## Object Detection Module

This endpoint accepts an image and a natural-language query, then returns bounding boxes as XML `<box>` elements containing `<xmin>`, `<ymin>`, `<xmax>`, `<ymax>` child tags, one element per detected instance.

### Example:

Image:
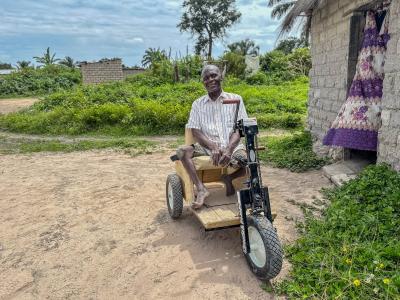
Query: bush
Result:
<box><xmin>0</xmin><ymin>65</ymin><xmax>81</xmax><ymax>97</ymax></box>
<box><xmin>258</xmin><ymin>131</ymin><xmax>328</xmax><ymax>172</ymax></box>
<box><xmin>0</xmin><ymin>76</ymin><xmax>309</xmax><ymax>135</ymax></box>
<box><xmin>259</xmin><ymin>48</ymin><xmax>311</xmax><ymax>81</ymax></box>
<box><xmin>221</xmin><ymin>51</ymin><xmax>247</xmax><ymax>79</ymax></box>
<box><xmin>287</xmin><ymin>48</ymin><xmax>312</xmax><ymax>76</ymax></box>
<box><xmin>277</xmin><ymin>164</ymin><xmax>400</xmax><ymax>299</ymax></box>
<box><xmin>245</xmin><ymin>72</ymin><xmax>268</xmax><ymax>85</ymax></box>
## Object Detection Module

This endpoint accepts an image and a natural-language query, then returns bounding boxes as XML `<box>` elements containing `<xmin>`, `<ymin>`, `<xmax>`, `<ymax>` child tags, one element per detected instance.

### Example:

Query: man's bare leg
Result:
<box><xmin>179</xmin><ymin>146</ymin><xmax>210</xmax><ymax>209</ymax></box>
<box><xmin>221</xmin><ymin>167</ymin><xmax>246</xmax><ymax>196</ymax></box>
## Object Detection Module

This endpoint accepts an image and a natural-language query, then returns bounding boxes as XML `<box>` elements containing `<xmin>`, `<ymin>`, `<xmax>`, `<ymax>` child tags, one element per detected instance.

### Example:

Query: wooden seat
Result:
<box><xmin>175</xmin><ymin>128</ymin><xmax>247</xmax><ymax>204</ymax></box>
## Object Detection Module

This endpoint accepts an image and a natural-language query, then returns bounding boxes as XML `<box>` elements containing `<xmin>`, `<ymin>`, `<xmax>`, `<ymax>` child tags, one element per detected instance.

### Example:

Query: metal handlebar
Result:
<box><xmin>222</xmin><ymin>99</ymin><xmax>240</xmax><ymax>105</ymax></box>
<box><xmin>222</xmin><ymin>99</ymin><xmax>240</xmax><ymax>131</ymax></box>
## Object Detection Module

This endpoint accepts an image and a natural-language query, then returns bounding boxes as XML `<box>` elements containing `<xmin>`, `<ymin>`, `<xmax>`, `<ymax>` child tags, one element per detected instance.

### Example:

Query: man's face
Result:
<box><xmin>202</xmin><ymin>67</ymin><xmax>222</xmax><ymax>94</ymax></box>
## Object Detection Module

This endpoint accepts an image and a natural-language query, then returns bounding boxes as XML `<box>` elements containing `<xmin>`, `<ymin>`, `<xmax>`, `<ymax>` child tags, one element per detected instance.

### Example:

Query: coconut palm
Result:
<box><xmin>141</xmin><ymin>48</ymin><xmax>168</xmax><ymax>68</ymax></box>
<box><xmin>226</xmin><ymin>39</ymin><xmax>260</xmax><ymax>56</ymax></box>
<box><xmin>268</xmin><ymin>0</ymin><xmax>297</xmax><ymax>19</ymax></box>
<box><xmin>268</xmin><ymin>0</ymin><xmax>313</xmax><ymax>42</ymax></box>
<box><xmin>16</xmin><ymin>60</ymin><xmax>31</xmax><ymax>70</ymax></box>
<box><xmin>59</xmin><ymin>56</ymin><xmax>76</xmax><ymax>68</ymax></box>
<box><xmin>33</xmin><ymin>47</ymin><xmax>60</xmax><ymax>66</ymax></box>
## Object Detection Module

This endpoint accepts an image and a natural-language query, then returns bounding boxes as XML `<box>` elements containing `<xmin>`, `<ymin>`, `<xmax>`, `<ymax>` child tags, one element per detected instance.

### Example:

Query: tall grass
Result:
<box><xmin>0</xmin><ymin>74</ymin><xmax>308</xmax><ymax>135</ymax></box>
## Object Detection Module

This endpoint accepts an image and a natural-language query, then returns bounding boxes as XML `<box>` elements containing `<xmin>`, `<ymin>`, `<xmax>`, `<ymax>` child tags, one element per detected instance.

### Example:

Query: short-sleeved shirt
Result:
<box><xmin>186</xmin><ymin>91</ymin><xmax>248</xmax><ymax>154</ymax></box>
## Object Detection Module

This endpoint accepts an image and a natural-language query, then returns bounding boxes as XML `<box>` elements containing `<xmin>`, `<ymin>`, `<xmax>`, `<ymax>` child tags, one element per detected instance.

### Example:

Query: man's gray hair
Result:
<box><xmin>201</xmin><ymin>64</ymin><xmax>221</xmax><ymax>80</ymax></box>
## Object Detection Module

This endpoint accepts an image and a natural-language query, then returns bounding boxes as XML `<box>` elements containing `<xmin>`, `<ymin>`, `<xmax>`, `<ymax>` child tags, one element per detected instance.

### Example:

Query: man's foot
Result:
<box><xmin>191</xmin><ymin>189</ymin><xmax>210</xmax><ymax>209</ymax></box>
<box><xmin>221</xmin><ymin>174</ymin><xmax>235</xmax><ymax>196</ymax></box>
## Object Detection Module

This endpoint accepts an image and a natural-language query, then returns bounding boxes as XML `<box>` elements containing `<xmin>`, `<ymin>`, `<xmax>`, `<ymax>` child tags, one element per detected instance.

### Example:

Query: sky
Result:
<box><xmin>0</xmin><ymin>0</ymin><xmax>282</xmax><ymax>67</ymax></box>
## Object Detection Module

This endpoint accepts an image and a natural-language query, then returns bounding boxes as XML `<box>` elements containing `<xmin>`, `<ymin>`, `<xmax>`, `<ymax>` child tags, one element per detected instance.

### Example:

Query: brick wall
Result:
<box><xmin>122</xmin><ymin>68</ymin><xmax>146</xmax><ymax>78</ymax></box>
<box><xmin>80</xmin><ymin>59</ymin><xmax>124</xmax><ymax>84</ymax></box>
<box><xmin>378</xmin><ymin>0</ymin><xmax>400</xmax><ymax>170</ymax></box>
<box><xmin>308</xmin><ymin>0</ymin><xmax>400</xmax><ymax>169</ymax></box>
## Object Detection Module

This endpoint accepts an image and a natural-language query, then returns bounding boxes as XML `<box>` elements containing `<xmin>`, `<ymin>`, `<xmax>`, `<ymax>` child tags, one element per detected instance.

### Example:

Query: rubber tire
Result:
<box><xmin>244</xmin><ymin>215</ymin><xmax>283</xmax><ymax>281</ymax></box>
<box><xmin>166</xmin><ymin>173</ymin><xmax>184</xmax><ymax>219</ymax></box>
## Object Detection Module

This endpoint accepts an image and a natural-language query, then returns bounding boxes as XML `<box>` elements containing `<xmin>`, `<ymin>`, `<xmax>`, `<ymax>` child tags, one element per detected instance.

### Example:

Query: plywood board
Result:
<box><xmin>191</xmin><ymin>188</ymin><xmax>240</xmax><ymax>230</ymax></box>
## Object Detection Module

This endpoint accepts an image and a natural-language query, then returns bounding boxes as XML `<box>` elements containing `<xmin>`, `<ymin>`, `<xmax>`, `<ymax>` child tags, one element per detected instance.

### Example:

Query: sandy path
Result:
<box><xmin>0</xmin><ymin>98</ymin><xmax>39</xmax><ymax>114</ymax></box>
<box><xmin>0</xmin><ymin>150</ymin><xmax>332</xmax><ymax>299</ymax></box>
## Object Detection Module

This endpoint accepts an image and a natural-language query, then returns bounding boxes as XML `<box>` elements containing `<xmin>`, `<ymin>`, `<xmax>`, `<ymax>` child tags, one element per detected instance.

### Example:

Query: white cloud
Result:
<box><xmin>1</xmin><ymin>0</ymin><xmax>282</xmax><ymax>65</ymax></box>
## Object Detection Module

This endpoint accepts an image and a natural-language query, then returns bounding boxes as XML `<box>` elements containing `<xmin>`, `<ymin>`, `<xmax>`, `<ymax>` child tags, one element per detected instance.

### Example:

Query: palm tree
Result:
<box><xmin>59</xmin><ymin>56</ymin><xmax>76</xmax><ymax>68</ymax></box>
<box><xmin>268</xmin><ymin>0</ymin><xmax>297</xmax><ymax>19</ymax></box>
<box><xmin>141</xmin><ymin>48</ymin><xmax>168</xmax><ymax>68</ymax></box>
<box><xmin>268</xmin><ymin>0</ymin><xmax>312</xmax><ymax>43</ymax></box>
<box><xmin>227</xmin><ymin>39</ymin><xmax>260</xmax><ymax>56</ymax></box>
<box><xmin>33</xmin><ymin>47</ymin><xmax>60</xmax><ymax>66</ymax></box>
<box><xmin>16</xmin><ymin>60</ymin><xmax>31</xmax><ymax>70</ymax></box>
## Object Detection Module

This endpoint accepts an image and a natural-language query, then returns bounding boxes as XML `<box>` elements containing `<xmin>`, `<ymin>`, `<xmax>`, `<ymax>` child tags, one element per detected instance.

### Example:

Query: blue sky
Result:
<box><xmin>1</xmin><ymin>0</ymin><xmax>281</xmax><ymax>67</ymax></box>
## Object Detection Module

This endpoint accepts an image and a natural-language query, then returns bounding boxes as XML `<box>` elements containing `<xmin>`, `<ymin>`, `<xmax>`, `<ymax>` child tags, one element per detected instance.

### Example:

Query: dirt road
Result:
<box><xmin>0</xmin><ymin>149</ymin><xmax>332</xmax><ymax>299</ymax></box>
<box><xmin>0</xmin><ymin>98</ymin><xmax>39</xmax><ymax>114</ymax></box>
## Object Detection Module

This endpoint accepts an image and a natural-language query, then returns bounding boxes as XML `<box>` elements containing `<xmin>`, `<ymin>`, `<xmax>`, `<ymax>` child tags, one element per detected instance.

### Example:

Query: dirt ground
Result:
<box><xmin>0</xmin><ymin>98</ymin><xmax>39</xmax><ymax>114</ymax></box>
<box><xmin>0</xmin><ymin>99</ymin><xmax>333</xmax><ymax>299</ymax></box>
<box><xmin>0</xmin><ymin>150</ymin><xmax>332</xmax><ymax>300</ymax></box>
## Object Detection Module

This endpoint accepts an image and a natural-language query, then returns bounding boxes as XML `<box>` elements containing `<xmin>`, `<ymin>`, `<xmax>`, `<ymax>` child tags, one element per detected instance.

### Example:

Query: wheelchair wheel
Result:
<box><xmin>166</xmin><ymin>173</ymin><xmax>183</xmax><ymax>219</ymax></box>
<box><xmin>244</xmin><ymin>215</ymin><xmax>283</xmax><ymax>281</ymax></box>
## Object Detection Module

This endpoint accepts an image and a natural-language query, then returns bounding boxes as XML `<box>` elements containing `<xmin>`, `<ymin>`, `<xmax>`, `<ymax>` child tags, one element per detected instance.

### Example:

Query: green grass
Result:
<box><xmin>0</xmin><ymin>135</ymin><xmax>159</xmax><ymax>155</ymax></box>
<box><xmin>0</xmin><ymin>75</ymin><xmax>308</xmax><ymax>136</ymax></box>
<box><xmin>275</xmin><ymin>164</ymin><xmax>400</xmax><ymax>299</ymax></box>
<box><xmin>258</xmin><ymin>130</ymin><xmax>329</xmax><ymax>172</ymax></box>
<box><xmin>0</xmin><ymin>65</ymin><xmax>81</xmax><ymax>97</ymax></box>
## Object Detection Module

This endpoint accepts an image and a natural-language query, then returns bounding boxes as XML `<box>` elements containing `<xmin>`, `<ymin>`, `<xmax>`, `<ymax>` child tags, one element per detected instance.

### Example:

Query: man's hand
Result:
<box><xmin>218</xmin><ymin>148</ymin><xmax>232</xmax><ymax>167</ymax></box>
<box><xmin>211</xmin><ymin>145</ymin><xmax>222</xmax><ymax>166</ymax></box>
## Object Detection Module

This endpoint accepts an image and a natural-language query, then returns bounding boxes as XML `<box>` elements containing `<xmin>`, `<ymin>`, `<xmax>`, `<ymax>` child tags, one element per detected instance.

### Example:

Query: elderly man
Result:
<box><xmin>177</xmin><ymin>65</ymin><xmax>248</xmax><ymax>209</ymax></box>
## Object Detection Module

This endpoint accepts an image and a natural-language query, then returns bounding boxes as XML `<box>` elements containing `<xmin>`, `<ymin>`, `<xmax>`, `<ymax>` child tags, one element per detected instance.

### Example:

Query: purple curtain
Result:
<box><xmin>323</xmin><ymin>10</ymin><xmax>390</xmax><ymax>151</ymax></box>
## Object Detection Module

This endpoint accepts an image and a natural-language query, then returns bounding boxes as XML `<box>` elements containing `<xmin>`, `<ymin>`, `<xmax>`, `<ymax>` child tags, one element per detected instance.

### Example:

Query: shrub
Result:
<box><xmin>245</xmin><ymin>72</ymin><xmax>268</xmax><ymax>85</ymax></box>
<box><xmin>221</xmin><ymin>51</ymin><xmax>247</xmax><ymax>79</ymax></box>
<box><xmin>0</xmin><ymin>77</ymin><xmax>309</xmax><ymax>135</ymax></box>
<box><xmin>276</xmin><ymin>164</ymin><xmax>400</xmax><ymax>299</ymax></box>
<box><xmin>258</xmin><ymin>131</ymin><xmax>328</xmax><ymax>172</ymax></box>
<box><xmin>287</xmin><ymin>48</ymin><xmax>312</xmax><ymax>76</ymax></box>
<box><xmin>0</xmin><ymin>65</ymin><xmax>81</xmax><ymax>97</ymax></box>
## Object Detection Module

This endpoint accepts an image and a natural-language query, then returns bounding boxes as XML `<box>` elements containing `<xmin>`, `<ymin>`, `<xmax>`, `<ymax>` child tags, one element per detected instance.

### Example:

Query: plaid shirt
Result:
<box><xmin>187</xmin><ymin>91</ymin><xmax>248</xmax><ymax>152</ymax></box>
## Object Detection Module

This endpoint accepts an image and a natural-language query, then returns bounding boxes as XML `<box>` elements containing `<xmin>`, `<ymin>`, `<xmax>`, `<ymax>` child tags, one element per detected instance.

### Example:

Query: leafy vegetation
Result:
<box><xmin>178</xmin><ymin>0</ymin><xmax>241</xmax><ymax>58</ymax></box>
<box><xmin>276</xmin><ymin>164</ymin><xmax>400</xmax><ymax>299</ymax></box>
<box><xmin>226</xmin><ymin>38</ymin><xmax>259</xmax><ymax>56</ymax></box>
<box><xmin>0</xmin><ymin>62</ymin><xmax>12</xmax><ymax>69</ymax></box>
<box><xmin>0</xmin><ymin>74</ymin><xmax>308</xmax><ymax>135</ymax></box>
<box><xmin>258</xmin><ymin>130</ymin><xmax>328</xmax><ymax>172</ymax></box>
<box><xmin>59</xmin><ymin>56</ymin><xmax>78</xmax><ymax>68</ymax></box>
<box><xmin>33</xmin><ymin>47</ymin><xmax>60</xmax><ymax>66</ymax></box>
<box><xmin>0</xmin><ymin>65</ymin><xmax>81</xmax><ymax>97</ymax></box>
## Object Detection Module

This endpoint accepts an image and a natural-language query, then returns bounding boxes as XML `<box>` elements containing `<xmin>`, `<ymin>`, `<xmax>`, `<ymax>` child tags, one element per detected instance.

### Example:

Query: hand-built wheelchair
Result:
<box><xmin>166</xmin><ymin>99</ymin><xmax>283</xmax><ymax>280</ymax></box>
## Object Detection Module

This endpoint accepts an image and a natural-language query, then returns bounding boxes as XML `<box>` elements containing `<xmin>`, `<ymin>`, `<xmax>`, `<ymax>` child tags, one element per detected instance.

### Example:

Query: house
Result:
<box><xmin>283</xmin><ymin>0</ymin><xmax>399</xmax><ymax>172</ymax></box>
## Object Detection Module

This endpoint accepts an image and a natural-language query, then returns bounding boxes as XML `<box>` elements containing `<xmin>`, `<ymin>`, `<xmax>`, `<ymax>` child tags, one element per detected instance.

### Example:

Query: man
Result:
<box><xmin>177</xmin><ymin>64</ymin><xmax>248</xmax><ymax>209</ymax></box>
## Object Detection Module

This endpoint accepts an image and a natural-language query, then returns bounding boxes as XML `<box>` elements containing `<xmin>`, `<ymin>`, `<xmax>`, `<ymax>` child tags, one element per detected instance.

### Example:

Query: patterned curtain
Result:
<box><xmin>323</xmin><ymin>9</ymin><xmax>390</xmax><ymax>151</ymax></box>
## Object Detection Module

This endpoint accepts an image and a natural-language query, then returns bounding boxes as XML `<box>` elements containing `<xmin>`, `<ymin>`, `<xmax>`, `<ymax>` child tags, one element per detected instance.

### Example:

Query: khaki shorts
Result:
<box><xmin>191</xmin><ymin>143</ymin><xmax>247</xmax><ymax>169</ymax></box>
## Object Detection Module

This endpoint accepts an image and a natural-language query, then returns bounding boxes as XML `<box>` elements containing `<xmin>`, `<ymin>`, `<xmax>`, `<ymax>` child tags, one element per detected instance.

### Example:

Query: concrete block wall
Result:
<box><xmin>308</xmin><ymin>0</ymin><xmax>400</xmax><ymax>169</ymax></box>
<box><xmin>80</xmin><ymin>59</ymin><xmax>124</xmax><ymax>84</ymax></box>
<box><xmin>122</xmin><ymin>68</ymin><xmax>146</xmax><ymax>78</ymax></box>
<box><xmin>378</xmin><ymin>0</ymin><xmax>400</xmax><ymax>170</ymax></box>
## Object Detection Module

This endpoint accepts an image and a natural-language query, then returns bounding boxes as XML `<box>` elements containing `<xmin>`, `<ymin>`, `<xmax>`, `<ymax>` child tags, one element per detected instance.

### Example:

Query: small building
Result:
<box><xmin>0</xmin><ymin>69</ymin><xmax>14</xmax><ymax>77</ymax></box>
<box><xmin>284</xmin><ymin>0</ymin><xmax>400</xmax><ymax>171</ymax></box>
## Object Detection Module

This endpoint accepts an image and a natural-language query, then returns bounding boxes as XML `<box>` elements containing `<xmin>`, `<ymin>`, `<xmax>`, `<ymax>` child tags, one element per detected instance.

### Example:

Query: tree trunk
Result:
<box><xmin>208</xmin><ymin>32</ymin><xmax>213</xmax><ymax>60</ymax></box>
